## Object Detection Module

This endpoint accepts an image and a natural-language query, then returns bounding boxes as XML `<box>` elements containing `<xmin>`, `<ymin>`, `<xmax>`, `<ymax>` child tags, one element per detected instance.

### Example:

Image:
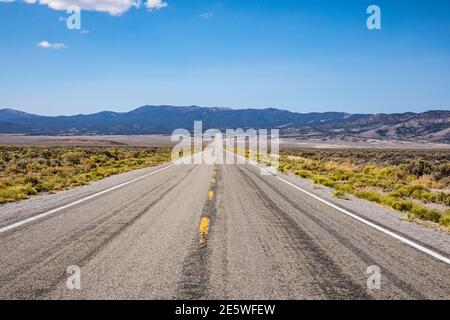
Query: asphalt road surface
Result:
<box><xmin>0</xmin><ymin>161</ymin><xmax>449</xmax><ymax>299</ymax></box>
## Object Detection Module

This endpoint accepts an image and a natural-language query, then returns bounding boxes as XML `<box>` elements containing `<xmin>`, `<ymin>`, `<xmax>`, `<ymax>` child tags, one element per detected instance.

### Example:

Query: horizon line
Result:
<box><xmin>1</xmin><ymin>105</ymin><xmax>449</xmax><ymax>118</ymax></box>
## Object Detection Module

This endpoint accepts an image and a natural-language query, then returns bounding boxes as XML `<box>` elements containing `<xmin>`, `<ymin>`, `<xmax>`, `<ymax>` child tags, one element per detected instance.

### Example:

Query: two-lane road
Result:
<box><xmin>0</xmin><ymin>162</ymin><xmax>449</xmax><ymax>299</ymax></box>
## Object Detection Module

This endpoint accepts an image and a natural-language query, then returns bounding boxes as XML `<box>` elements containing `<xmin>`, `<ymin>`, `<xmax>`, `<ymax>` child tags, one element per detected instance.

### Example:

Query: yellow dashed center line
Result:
<box><xmin>199</xmin><ymin>217</ymin><xmax>210</xmax><ymax>245</ymax></box>
<box><xmin>198</xmin><ymin>167</ymin><xmax>218</xmax><ymax>246</ymax></box>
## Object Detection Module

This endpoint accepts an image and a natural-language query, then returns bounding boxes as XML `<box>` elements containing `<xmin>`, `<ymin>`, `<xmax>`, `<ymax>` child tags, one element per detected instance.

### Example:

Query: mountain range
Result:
<box><xmin>0</xmin><ymin>106</ymin><xmax>449</xmax><ymax>143</ymax></box>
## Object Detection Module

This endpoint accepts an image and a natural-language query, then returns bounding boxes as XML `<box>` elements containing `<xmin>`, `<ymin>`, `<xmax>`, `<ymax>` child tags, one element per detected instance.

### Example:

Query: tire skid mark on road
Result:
<box><xmin>177</xmin><ymin>165</ymin><xmax>221</xmax><ymax>299</ymax></box>
<box><xmin>236</xmin><ymin>165</ymin><xmax>371</xmax><ymax>300</ymax></box>
<box><xmin>278</xmin><ymin>184</ymin><xmax>450</xmax><ymax>260</ymax></box>
<box><xmin>0</xmin><ymin>166</ymin><xmax>192</xmax><ymax>284</ymax></box>
<box><xmin>206</xmin><ymin>167</ymin><xmax>231</xmax><ymax>299</ymax></box>
<box><xmin>0</xmin><ymin>163</ymin><xmax>178</xmax><ymax>236</ymax></box>
<box><xmin>221</xmin><ymin>165</ymin><xmax>296</xmax><ymax>299</ymax></box>
<box><xmin>1</xmin><ymin>166</ymin><xmax>189</xmax><ymax>247</ymax></box>
<box><xmin>0</xmin><ymin>165</ymin><xmax>197</xmax><ymax>299</ymax></box>
<box><xmin>242</xmin><ymin>164</ymin><xmax>429</xmax><ymax>299</ymax></box>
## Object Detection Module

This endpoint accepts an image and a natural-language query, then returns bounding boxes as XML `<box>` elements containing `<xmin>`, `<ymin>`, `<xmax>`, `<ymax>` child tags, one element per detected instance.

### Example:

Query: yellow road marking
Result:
<box><xmin>208</xmin><ymin>191</ymin><xmax>214</xmax><ymax>200</ymax></box>
<box><xmin>199</xmin><ymin>217</ymin><xmax>210</xmax><ymax>245</ymax></box>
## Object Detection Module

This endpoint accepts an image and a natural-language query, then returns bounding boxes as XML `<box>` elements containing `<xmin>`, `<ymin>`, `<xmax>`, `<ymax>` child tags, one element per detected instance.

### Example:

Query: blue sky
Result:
<box><xmin>0</xmin><ymin>0</ymin><xmax>450</xmax><ymax>115</ymax></box>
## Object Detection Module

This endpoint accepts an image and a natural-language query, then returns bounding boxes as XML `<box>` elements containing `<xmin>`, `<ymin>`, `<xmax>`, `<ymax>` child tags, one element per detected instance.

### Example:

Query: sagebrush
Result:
<box><xmin>0</xmin><ymin>146</ymin><xmax>171</xmax><ymax>204</ymax></box>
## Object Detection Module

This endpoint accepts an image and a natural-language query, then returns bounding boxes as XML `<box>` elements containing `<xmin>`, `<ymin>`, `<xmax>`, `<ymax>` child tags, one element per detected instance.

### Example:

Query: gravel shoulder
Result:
<box><xmin>0</xmin><ymin>162</ymin><xmax>174</xmax><ymax>229</ymax></box>
<box><xmin>281</xmin><ymin>172</ymin><xmax>450</xmax><ymax>256</ymax></box>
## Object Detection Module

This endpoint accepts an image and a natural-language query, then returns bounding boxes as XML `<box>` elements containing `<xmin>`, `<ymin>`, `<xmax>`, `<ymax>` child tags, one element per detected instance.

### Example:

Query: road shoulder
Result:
<box><xmin>281</xmin><ymin>172</ymin><xmax>450</xmax><ymax>256</ymax></box>
<box><xmin>0</xmin><ymin>162</ymin><xmax>174</xmax><ymax>229</ymax></box>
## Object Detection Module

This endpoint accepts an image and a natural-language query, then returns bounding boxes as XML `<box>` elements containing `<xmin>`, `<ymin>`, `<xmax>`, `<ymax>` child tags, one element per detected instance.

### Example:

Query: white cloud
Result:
<box><xmin>199</xmin><ymin>12</ymin><xmax>213</xmax><ymax>19</ymax></box>
<box><xmin>1</xmin><ymin>0</ymin><xmax>168</xmax><ymax>15</ymax></box>
<box><xmin>146</xmin><ymin>0</ymin><xmax>167</xmax><ymax>11</ymax></box>
<box><xmin>37</xmin><ymin>40</ymin><xmax>67</xmax><ymax>49</ymax></box>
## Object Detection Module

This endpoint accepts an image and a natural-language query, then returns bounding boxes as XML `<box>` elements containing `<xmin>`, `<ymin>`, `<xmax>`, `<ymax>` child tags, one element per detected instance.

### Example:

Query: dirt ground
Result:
<box><xmin>0</xmin><ymin>134</ymin><xmax>175</xmax><ymax>147</ymax></box>
<box><xmin>0</xmin><ymin>134</ymin><xmax>449</xmax><ymax>149</ymax></box>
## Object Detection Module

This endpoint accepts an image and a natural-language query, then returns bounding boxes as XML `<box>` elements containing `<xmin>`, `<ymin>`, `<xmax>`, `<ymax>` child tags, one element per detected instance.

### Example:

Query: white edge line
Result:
<box><xmin>243</xmin><ymin>157</ymin><xmax>450</xmax><ymax>266</ymax></box>
<box><xmin>0</xmin><ymin>163</ymin><xmax>176</xmax><ymax>235</ymax></box>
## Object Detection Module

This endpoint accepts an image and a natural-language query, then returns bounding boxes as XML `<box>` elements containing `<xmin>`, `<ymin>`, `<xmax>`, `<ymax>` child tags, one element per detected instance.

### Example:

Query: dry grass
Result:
<box><xmin>279</xmin><ymin>149</ymin><xmax>450</xmax><ymax>228</ymax></box>
<box><xmin>0</xmin><ymin>146</ymin><xmax>171</xmax><ymax>204</ymax></box>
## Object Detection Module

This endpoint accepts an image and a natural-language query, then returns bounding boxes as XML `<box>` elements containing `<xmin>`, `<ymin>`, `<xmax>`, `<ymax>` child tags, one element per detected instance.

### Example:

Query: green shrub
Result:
<box><xmin>379</xmin><ymin>196</ymin><xmax>397</xmax><ymax>206</ymax></box>
<box><xmin>62</xmin><ymin>152</ymin><xmax>82</xmax><ymax>165</ymax></box>
<box><xmin>356</xmin><ymin>190</ymin><xmax>382</xmax><ymax>203</ymax></box>
<box><xmin>295</xmin><ymin>170</ymin><xmax>311</xmax><ymax>178</ymax></box>
<box><xmin>407</xmin><ymin>204</ymin><xmax>441</xmax><ymax>223</ymax></box>
<box><xmin>439</xmin><ymin>211</ymin><xmax>450</xmax><ymax>227</ymax></box>
<box><xmin>333</xmin><ymin>190</ymin><xmax>347</xmax><ymax>199</ymax></box>
<box><xmin>312</xmin><ymin>175</ymin><xmax>335</xmax><ymax>188</ymax></box>
<box><xmin>391</xmin><ymin>200</ymin><xmax>413</xmax><ymax>212</ymax></box>
<box><xmin>426</xmin><ymin>209</ymin><xmax>442</xmax><ymax>223</ymax></box>
<box><xmin>335</xmin><ymin>183</ymin><xmax>355</xmax><ymax>194</ymax></box>
<box><xmin>0</xmin><ymin>146</ymin><xmax>171</xmax><ymax>204</ymax></box>
<box><xmin>276</xmin><ymin>148</ymin><xmax>450</xmax><ymax>227</ymax></box>
<box><xmin>406</xmin><ymin>160</ymin><xmax>430</xmax><ymax>176</ymax></box>
<box><xmin>432</xmin><ymin>163</ymin><xmax>450</xmax><ymax>180</ymax></box>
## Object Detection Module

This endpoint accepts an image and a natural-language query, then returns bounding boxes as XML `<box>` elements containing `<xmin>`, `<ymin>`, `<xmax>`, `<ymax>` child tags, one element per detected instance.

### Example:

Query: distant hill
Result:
<box><xmin>0</xmin><ymin>105</ymin><xmax>448</xmax><ymax>143</ymax></box>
